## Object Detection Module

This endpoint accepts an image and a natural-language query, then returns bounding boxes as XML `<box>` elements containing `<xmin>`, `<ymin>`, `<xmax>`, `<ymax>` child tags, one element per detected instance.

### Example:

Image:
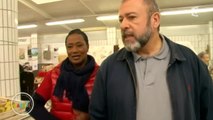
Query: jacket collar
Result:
<box><xmin>163</xmin><ymin>35</ymin><xmax>186</xmax><ymax>64</ymax></box>
<box><xmin>116</xmin><ymin>34</ymin><xmax>186</xmax><ymax>64</ymax></box>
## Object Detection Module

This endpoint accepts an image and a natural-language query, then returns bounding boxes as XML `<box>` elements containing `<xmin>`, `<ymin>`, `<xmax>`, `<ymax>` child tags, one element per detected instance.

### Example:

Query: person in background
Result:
<box><xmin>34</xmin><ymin>64</ymin><xmax>54</xmax><ymax>89</ymax></box>
<box><xmin>19</xmin><ymin>63</ymin><xmax>34</xmax><ymax>100</ymax></box>
<box><xmin>198</xmin><ymin>51</ymin><xmax>213</xmax><ymax>79</ymax></box>
<box><xmin>28</xmin><ymin>29</ymin><xmax>99</xmax><ymax>120</ymax></box>
<box><xmin>19</xmin><ymin>64</ymin><xmax>24</xmax><ymax>73</ymax></box>
<box><xmin>23</xmin><ymin>62</ymin><xmax>33</xmax><ymax>72</ymax></box>
<box><xmin>198</xmin><ymin>51</ymin><xmax>210</xmax><ymax>66</ymax></box>
<box><xmin>89</xmin><ymin>0</ymin><xmax>213</xmax><ymax>120</ymax></box>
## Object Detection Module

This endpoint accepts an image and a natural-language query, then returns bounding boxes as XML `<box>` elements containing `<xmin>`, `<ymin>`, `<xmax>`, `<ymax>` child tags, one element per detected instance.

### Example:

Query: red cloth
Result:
<box><xmin>37</xmin><ymin>71</ymin><xmax>48</xmax><ymax>77</ymax></box>
<box><xmin>36</xmin><ymin>63</ymin><xmax>99</xmax><ymax>120</ymax></box>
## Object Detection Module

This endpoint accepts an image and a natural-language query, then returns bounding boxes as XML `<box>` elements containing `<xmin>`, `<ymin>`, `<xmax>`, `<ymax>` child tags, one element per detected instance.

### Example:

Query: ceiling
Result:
<box><xmin>18</xmin><ymin>0</ymin><xmax>213</xmax><ymax>37</ymax></box>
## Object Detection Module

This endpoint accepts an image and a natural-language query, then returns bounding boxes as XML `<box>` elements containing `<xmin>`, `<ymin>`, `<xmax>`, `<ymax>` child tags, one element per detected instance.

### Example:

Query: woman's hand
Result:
<box><xmin>73</xmin><ymin>109</ymin><xmax>90</xmax><ymax>120</ymax></box>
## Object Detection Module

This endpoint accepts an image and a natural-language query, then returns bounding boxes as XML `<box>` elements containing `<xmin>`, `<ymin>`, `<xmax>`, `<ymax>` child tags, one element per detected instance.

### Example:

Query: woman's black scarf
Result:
<box><xmin>53</xmin><ymin>55</ymin><xmax>95</xmax><ymax>112</ymax></box>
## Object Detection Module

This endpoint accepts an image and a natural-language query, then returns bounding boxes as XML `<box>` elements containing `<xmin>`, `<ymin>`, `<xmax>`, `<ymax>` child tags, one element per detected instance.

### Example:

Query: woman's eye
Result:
<box><xmin>77</xmin><ymin>44</ymin><xmax>83</xmax><ymax>47</ymax></box>
<box><xmin>67</xmin><ymin>45</ymin><xmax>72</xmax><ymax>48</ymax></box>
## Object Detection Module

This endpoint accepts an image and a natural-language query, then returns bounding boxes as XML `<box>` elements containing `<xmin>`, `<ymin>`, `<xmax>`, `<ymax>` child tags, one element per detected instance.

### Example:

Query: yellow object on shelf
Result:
<box><xmin>0</xmin><ymin>97</ymin><xmax>29</xmax><ymax>113</ymax></box>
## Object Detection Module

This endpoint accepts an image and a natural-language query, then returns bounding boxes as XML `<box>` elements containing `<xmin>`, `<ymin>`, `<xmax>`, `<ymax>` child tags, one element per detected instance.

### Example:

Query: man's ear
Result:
<box><xmin>152</xmin><ymin>12</ymin><xmax>160</xmax><ymax>29</ymax></box>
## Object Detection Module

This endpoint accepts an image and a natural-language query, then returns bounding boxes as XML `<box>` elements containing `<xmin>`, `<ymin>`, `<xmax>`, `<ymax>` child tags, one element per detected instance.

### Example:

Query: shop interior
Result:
<box><xmin>0</xmin><ymin>0</ymin><xmax>213</xmax><ymax>119</ymax></box>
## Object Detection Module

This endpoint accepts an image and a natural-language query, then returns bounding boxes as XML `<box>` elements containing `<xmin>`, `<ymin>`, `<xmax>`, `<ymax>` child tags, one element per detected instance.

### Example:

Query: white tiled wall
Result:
<box><xmin>161</xmin><ymin>25</ymin><xmax>210</xmax><ymax>54</ymax></box>
<box><xmin>35</xmin><ymin>24</ymin><xmax>213</xmax><ymax>65</ymax></box>
<box><xmin>0</xmin><ymin>0</ymin><xmax>19</xmax><ymax>98</ymax></box>
<box><xmin>168</xmin><ymin>34</ymin><xmax>209</xmax><ymax>54</ymax></box>
<box><xmin>107</xmin><ymin>27</ymin><xmax>117</xmax><ymax>45</ymax></box>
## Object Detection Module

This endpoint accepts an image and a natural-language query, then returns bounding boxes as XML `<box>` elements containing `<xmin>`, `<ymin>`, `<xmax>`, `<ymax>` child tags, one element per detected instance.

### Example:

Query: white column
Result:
<box><xmin>116</xmin><ymin>29</ymin><xmax>124</xmax><ymax>48</ymax></box>
<box><xmin>0</xmin><ymin>0</ymin><xmax>19</xmax><ymax>97</ymax></box>
<box><xmin>209</xmin><ymin>21</ymin><xmax>213</xmax><ymax>63</ymax></box>
<box><xmin>106</xmin><ymin>27</ymin><xmax>117</xmax><ymax>45</ymax></box>
<box><xmin>30</xmin><ymin>33</ymin><xmax>38</xmax><ymax>70</ymax></box>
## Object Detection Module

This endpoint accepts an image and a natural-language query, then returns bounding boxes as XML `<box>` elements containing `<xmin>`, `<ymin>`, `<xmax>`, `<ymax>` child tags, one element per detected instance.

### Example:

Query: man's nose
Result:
<box><xmin>120</xmin><ymin>18</ymin><xmax>130</xmax><ymax>30</ymax></box>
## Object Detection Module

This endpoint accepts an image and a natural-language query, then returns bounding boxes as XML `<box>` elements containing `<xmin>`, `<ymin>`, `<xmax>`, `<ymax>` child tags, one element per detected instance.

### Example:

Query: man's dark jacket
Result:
<box><xmin>89</xmin><ymin>36</ymin><xmax>213</xmax><ymax>120</ymax></box>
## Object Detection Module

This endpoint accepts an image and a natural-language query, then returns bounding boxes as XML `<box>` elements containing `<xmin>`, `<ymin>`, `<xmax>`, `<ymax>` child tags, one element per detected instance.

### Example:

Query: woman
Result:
<box><xmin>28</xmin><ymin>29</ymin><xmax>99</xmax><ymax>120</ymax></box>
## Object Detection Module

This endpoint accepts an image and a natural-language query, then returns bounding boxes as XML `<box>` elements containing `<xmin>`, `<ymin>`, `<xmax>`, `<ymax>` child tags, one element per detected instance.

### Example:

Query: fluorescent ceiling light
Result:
<box><xmin>96</xmin><ymin>15</ymin><xmax>118</xmax><ymax>21</ymax></box>
<box><xmin>31</xmin><ymin>0</ymin><xmax>63</xmax><ymax>4</ymax></box>
<box><xmin>17</xmin><ymin>24</ymin><xmax>37</xmax><ymax>29</ymax></box>
<box><xmin>160</xmin><ymin>7</ymin><xmax>213</xmax><ymax>15</ymax></box>
<box><xmin>97</xmin><ymin>7</ymin><xmax>213</xmax><ymax>19</ymax></box>
<box><xmin>46</xmin><ymin>19</ymin><xmax>85</xmax><ymax>26</ymax></box>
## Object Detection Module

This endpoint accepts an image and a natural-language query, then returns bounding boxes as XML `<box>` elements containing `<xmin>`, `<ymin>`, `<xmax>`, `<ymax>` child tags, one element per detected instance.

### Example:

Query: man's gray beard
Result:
<box><xmin>124</xmin><ymin>28</ymin><xmax>151</xmax><ymax>52</ymax></box>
